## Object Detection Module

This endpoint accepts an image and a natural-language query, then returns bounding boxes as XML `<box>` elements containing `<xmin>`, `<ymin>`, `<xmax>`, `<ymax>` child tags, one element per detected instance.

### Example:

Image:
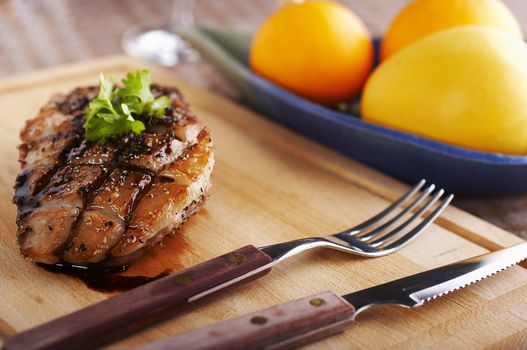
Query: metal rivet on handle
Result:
<box><xmin>250</xmin><ymin>316</ymin><xmax>268</xmax><ymax>325</ymax></box>
<box><xmin>173</xmin><ymin>274</ymin><xmax>193</xmax><ymax>286</ymax></box>
<box><xmin>228</xmin><ymin>253</ymin><xmax>246</xmax><ymax>265</ymax></box>
<box><xmin>309</xmin><ymin>298</ymin><xmax>326</xmax><ymax>307</ymax></box>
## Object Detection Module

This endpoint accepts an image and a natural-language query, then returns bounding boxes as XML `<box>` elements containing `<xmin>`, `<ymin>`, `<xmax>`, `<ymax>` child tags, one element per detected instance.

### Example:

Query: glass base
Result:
<box><xmin>121</xmin><ymin>25</ymin><xmax>199</xmax><ymax>67</ymax></box>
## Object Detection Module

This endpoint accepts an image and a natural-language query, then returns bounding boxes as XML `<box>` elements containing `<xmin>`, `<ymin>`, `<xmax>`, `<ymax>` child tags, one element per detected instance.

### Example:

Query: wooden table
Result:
<box><xmin>1</xmin><ymin>0</ymin><xmax>527</xmax><ymax>239</ymax></box>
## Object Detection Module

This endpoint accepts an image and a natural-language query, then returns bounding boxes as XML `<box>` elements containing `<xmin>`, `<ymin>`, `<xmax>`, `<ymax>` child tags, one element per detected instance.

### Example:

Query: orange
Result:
<box><xmin>381</xmin><ymin>0</ymin><xmax>522</xmax><ymax>60</ymax></box>
<box><xmin>363</xmin><ymin>26</ymin><xmax>527</xmax><ymax>154</ymax></box>
<box><xmin>250</xmin><ymin>0</ymin><xmax>373</xmax><ymax>104</ymax></box>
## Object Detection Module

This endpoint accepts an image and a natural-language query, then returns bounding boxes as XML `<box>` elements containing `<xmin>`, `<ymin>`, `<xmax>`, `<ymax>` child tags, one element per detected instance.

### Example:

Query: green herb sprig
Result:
<box><xmin>83</xmin><ymin>69</ymin><xmax>170</xmax><ymax>142</ymax></box>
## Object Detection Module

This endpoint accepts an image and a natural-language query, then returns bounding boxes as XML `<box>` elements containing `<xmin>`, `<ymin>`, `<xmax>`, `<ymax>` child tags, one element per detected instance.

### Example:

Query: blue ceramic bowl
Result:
<box><xmin>181</xmin><ymin>25</ymin><xmax>527</xmax><ymax>196</ymax></box>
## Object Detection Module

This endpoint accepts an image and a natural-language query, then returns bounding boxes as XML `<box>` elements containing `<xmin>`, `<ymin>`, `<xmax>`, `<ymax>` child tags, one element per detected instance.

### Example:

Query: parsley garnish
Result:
<box><xmin>83</xmin><ymin>69</ymin><xmax>171</xmax><ymax>142</ymax></box>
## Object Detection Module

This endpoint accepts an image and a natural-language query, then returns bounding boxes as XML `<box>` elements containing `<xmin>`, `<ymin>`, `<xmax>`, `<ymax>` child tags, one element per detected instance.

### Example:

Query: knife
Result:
<box><xmin>133</xmin><ymin>242</ymin><xmax>527</xmax><ymax>350</ymax></box>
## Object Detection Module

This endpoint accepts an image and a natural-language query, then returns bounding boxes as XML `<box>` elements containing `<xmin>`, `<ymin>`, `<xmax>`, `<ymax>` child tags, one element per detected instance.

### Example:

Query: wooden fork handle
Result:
<box><xmin>4</xmin><ymin>245</ymin><xmax>273</xmax><ymax>350</ymax></box>
<box><xmin>134</xmin><ymin>291</ymin><xmax>356</xmax><ymax>350</ymax></box>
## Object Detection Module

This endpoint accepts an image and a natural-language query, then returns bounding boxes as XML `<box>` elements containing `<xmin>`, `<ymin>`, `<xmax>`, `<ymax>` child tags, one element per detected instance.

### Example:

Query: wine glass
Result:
<box><xmin>121</xmin><ymin>0</ymin><xmax>199</xmax><ymax>67</ymax></box>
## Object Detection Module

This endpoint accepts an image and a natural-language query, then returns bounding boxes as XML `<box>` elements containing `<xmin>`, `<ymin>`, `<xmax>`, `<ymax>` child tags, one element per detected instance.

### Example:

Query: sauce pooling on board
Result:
<box><xmin>36</xmin><ymin>229</ymin><xmax>190</xmax><ymax>292</ymax></box>
<box><xmin>37</xmin><ymin>263</ymin><xmax>171</xmax><ymax>292</ymax></box>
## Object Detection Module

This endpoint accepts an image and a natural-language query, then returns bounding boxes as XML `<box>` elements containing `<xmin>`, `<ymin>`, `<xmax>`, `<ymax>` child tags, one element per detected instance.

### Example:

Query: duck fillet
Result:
<box><xmin>13</xmin><ymin>85</ymin><xmax>214</xmax><ymax>267</ymax></box>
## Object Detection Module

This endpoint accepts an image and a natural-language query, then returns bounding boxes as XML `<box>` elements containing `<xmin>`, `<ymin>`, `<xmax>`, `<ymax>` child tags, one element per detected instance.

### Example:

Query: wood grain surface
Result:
<box><xmin>0</xmin><ymin>56</ymin><xmax>526</xmax><ymax>349</ymax></box>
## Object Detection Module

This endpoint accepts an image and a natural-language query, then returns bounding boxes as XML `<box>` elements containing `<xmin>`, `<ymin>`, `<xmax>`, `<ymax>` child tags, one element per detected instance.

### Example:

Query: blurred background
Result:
<box><xmin>1</xmin><ymin>0</ymin><xmax>527</xmax><ymax>238</ymax></box>
<box><xmin>1</xmin><ymin>0</ymin><xmax>526</xmax><ymax>77</ymax></box>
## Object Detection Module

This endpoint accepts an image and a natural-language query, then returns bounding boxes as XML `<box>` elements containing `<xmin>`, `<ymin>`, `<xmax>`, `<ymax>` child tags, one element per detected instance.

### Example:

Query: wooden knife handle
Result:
<box><xmin>4</xmin><ymin>245</ymin><xmax>273</xmax><ymax>350</ymax></box>
<box><xmin>134</xmin><ymin>291</ymin><xmax>356</xmax><ymax>350</ymax></box>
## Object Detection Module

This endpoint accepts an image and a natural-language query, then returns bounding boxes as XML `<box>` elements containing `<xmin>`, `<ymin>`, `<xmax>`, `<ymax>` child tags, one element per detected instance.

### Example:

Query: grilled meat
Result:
<box><xmin>13</xmin><ymin>85</ymin><xmax>214</xmax><ymax>267</ymax></box>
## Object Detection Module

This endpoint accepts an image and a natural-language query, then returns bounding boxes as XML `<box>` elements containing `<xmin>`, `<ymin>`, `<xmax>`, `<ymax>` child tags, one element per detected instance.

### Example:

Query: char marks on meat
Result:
<box><xmin>14</xmin><ymin>85</ymin><xmax>214</xmax><ymax>267</ymax></box>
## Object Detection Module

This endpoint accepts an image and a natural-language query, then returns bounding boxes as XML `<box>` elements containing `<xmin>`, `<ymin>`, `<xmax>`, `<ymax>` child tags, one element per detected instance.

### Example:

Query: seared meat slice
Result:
<box><xmin>111</xmin><ymin>129</ymin><xmax>213</xmax><ymax>266</ymax></box>
<box><xmin>14</xmin><ymin>87</ymin><xmax>97</xmax><ymax>211</ymax></box>
<box><xmin>19</xmin><ymin>133</ymin><xmax>80</xmax><ymax>170</ymax></box>
<box><xmin>63</xmin><ymin>169</ymin><xmax>152</xmax><ymax>264</ymax></box>
<box><xmin>68</xmin><ymin>141</ymin><xmax>117</xmax><ymax>165</ymax></box>
<box><xmin>14</xmin><ymin>85</ymin><xmax>214</xmax><ymax>267</ymax></box>
<box><xmin>19</xmin><ymin>87</ymin><xmax>97</xmax><ymax>142</ymax></box>
<box><xmin>18</xmin><ymin>165</ymin><xmax>105</xmax><ymax>264</ymax></box>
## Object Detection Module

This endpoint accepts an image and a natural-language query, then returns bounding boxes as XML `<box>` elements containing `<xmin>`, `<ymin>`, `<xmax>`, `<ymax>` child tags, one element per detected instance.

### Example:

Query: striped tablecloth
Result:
<box><xmin>1</xmin><ymin>0</ymin><xmax>527</xmax><ymax>238</ymax></box>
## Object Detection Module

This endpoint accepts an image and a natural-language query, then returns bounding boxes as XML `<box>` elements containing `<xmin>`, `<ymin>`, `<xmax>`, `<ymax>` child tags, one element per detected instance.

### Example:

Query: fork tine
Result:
<box><xmin>369</xmin><ymin>188</ymin><xmax>445</xmax><ymax>247</ymax></box>
<box><xmin>338</xmin><ymin>179</ymin><xmax>426</xmax><ymax>236</ymax></box>
<box><xmin>359</xmin><ymin>184</ymin><xmax>435</xmax><ymax>241</ymax></box>
<box><xmin>376</xmin><ymin>193</ymin><xmax>453</xmax><ymax>253</ymax></box>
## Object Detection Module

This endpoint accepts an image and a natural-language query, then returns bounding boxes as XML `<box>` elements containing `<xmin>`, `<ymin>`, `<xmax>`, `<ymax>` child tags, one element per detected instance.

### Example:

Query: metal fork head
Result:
<box><xmin>260</xmin><ymin>180</ymin><xmax>453</xmax><ymax>263</ymax></box>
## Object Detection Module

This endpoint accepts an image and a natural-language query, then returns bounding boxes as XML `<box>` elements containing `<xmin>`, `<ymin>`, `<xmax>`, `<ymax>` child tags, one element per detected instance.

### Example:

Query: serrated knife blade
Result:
<box><xmin>345</xmin><ymin>241</ymin><xmax>527</xmax><ymax>314</ymax></box>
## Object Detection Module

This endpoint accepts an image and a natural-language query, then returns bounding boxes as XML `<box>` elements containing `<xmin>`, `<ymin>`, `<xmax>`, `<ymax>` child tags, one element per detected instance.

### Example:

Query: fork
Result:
<box><xmin>5</xmin><ymin>180</ymin><xmax>453</xmax><ymax>350</ymax></box>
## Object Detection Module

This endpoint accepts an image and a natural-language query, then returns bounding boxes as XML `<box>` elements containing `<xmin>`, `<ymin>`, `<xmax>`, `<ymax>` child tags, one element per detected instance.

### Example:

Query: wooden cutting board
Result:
<box><xmin>1</xmin><ymin>56</ymin><xmax>526</xmax><ymax>349</ymax></box>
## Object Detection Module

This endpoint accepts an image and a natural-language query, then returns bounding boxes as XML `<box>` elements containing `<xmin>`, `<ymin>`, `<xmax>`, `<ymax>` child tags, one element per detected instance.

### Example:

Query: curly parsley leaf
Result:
<box><xmin>122</xmin><ymin>103</ymin><xmax>146</xmax><ymax>134</ymax></box>
<box><xmin>118</xmin><ymin>70</ymin><xmax>155</xmax><ymax>104</ymax></box>
<box><xmin>86</xmin><ymin>74</ymin><xmax>117</xmax><ymax>120</ymax></box>
<box><xmin>83</xmin><ymin>69</ymin><xmax>170</xmax><ymax>142</ymax></box>
<box><xmin>151</xmin><ymin>96</ymin><xmax>171</xmax><ymax>117</ymax></box>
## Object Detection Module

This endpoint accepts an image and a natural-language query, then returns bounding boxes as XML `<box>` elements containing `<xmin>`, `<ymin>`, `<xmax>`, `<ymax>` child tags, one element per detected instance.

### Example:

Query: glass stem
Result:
<box><xmin>170</xmin><ymin>0</ymin><xmax>194</xmax><ymax>32</ymax></box>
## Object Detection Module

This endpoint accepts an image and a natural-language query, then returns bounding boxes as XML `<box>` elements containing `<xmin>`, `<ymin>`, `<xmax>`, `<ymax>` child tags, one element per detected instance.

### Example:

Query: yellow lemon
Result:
<box><xmin>381</xmin><ymin>0</ymin><xmax>522</xmax><ymax>60</ymax></box>
<box><xmin>250</xmin><ymin>0</ymin><xmax>373</xmax><ymax>104</ymax></box>
<box><xmin>362</xmin><ymin>26</ymin><xmax>527</xmax><ymax>155</ymax></box>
